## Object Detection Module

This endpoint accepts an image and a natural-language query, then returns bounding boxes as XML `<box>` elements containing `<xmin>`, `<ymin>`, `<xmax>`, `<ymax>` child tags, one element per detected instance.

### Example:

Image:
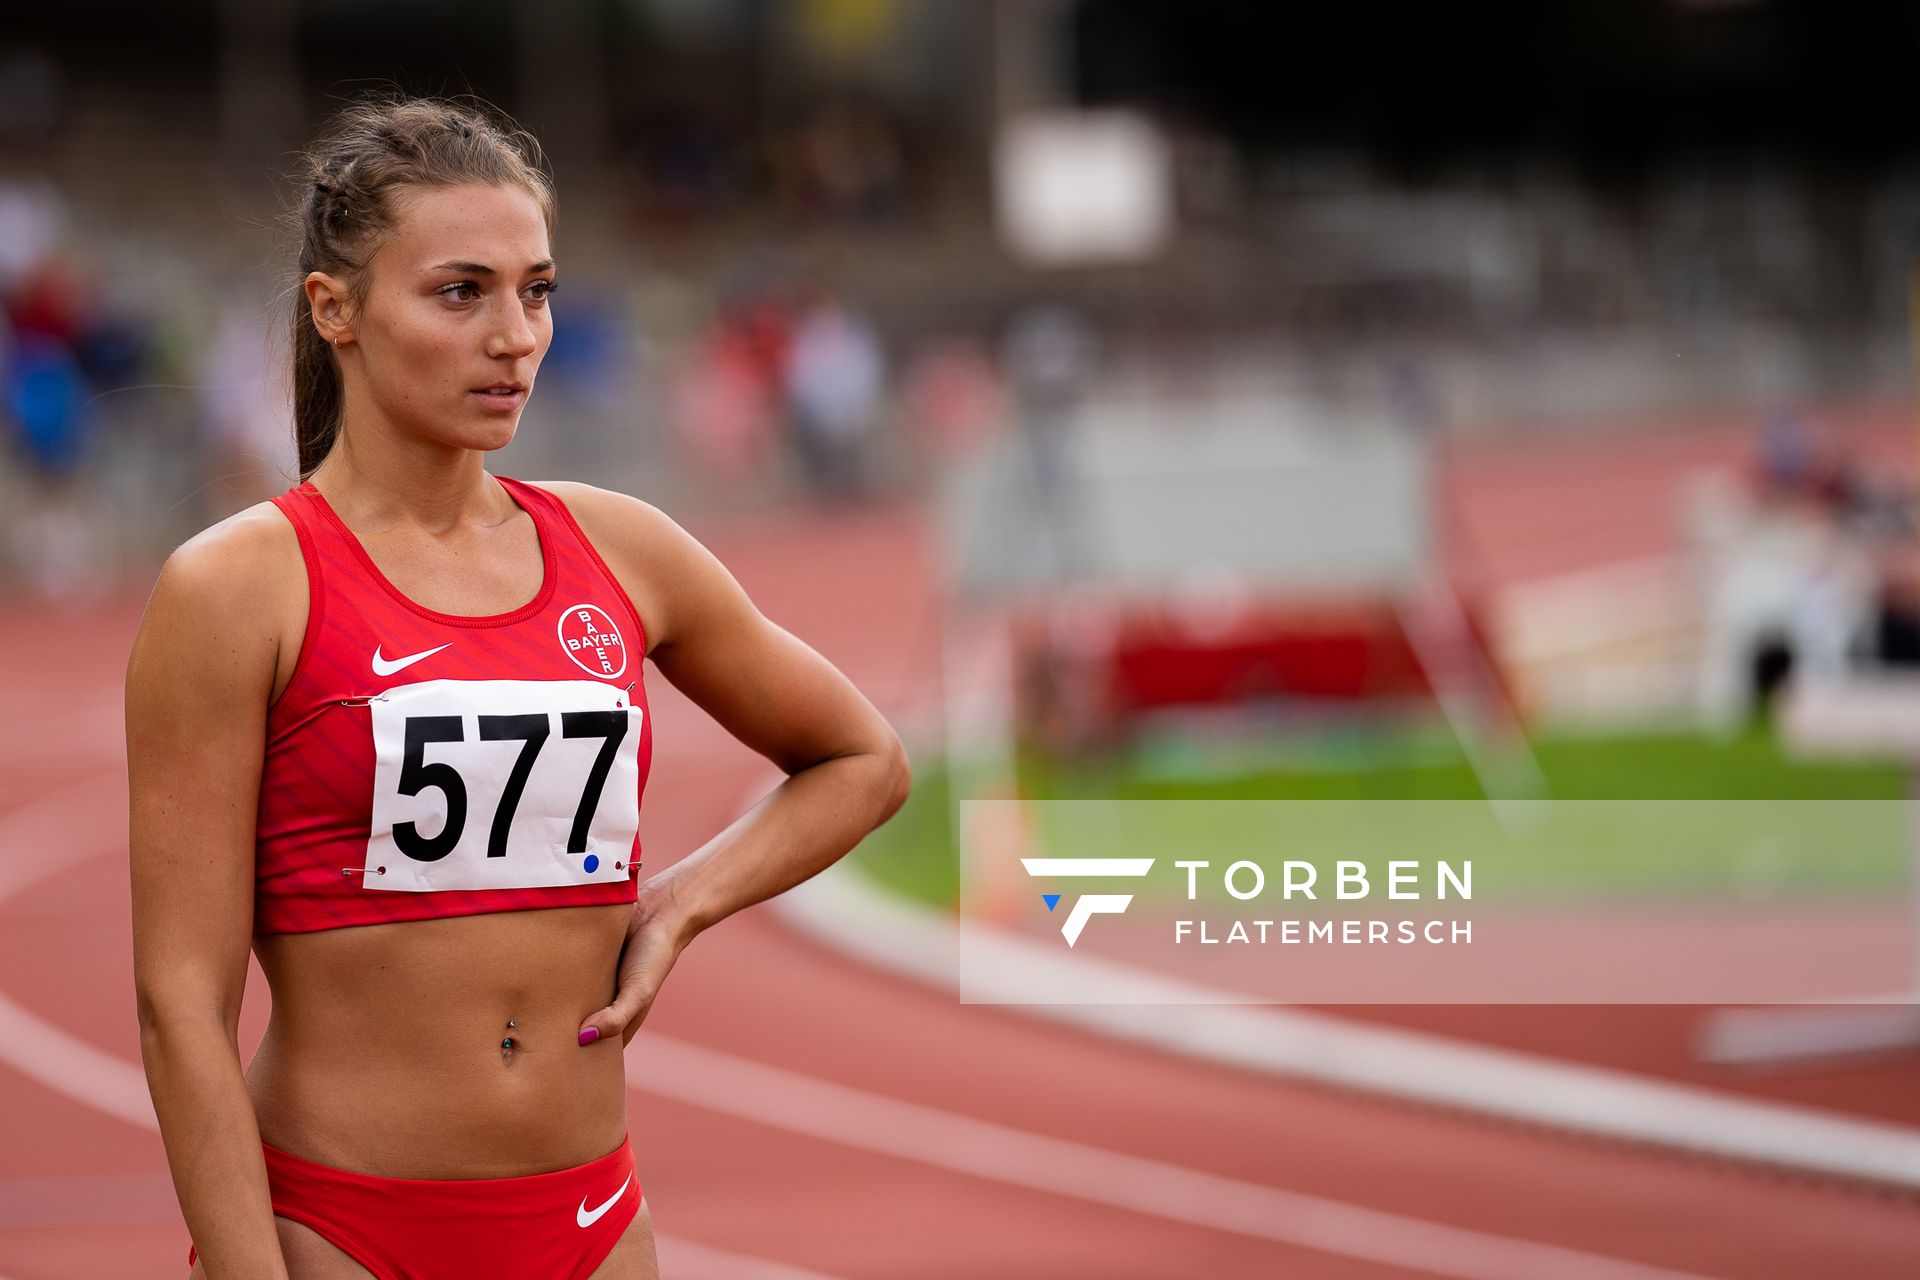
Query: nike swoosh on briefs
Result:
<box><xmin>371</xmin><ymin>643</ymin><xmax>453</xmax><ymax>676</ymax></box>
<box><xmin>577</xmin><ymin>1173</ymin><xmax>633</xmax><ymax>1228</ymax></box>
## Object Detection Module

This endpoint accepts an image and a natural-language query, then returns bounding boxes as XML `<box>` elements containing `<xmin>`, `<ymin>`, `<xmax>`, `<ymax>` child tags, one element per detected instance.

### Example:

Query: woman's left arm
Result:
<box><xmin>549</xmin><ymin>484</ymin><xmax>912</xmax><ymax>1048</ymax></box>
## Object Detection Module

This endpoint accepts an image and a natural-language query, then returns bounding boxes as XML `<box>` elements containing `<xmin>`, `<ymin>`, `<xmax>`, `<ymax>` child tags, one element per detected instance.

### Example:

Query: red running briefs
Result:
<box><xmin>185</xmin><ymin>1132</ymin><xmax>642</xmax><ymax>1278</ymax></box>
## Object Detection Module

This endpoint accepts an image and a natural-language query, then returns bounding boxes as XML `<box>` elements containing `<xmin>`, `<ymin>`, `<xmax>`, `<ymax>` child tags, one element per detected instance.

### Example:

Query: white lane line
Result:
<box><xmin>0</xmin><ymin>915</ymin><xmax>1718</xmax><ymax>1280</ymax></box>
<box><xmin>881</xmin><ymin>661</ymin><xmax>1920</xmax><ymax>1187</ymax></box>
<box><xmin>0</xmin><ymin>776</ymin><xmax>127</xmax><ymax>904</ymax></box>
<box><xmin>627</xmin><ymin>1035</ymin><xmax>1720</xmax><ymax>1280</ymax></box>
<box><xmin>0</xmin><ymin>780</ymin><xmax>161</xmax><ymax>1134</ymax></box>
<box><xmin>0</xmin><ymin>1171</ymin><xmax>178</xmax><ymax>1228</ymax></box>
<box><xmin>1</xmin><ymin>789</ymin><xmax>1709</xmax><ymax>1280</ymax></box>
<box><xmin>0</xmin><ymin>1165</ymin><xmax>836</xmax><ymax>1279</ymax></box>
<box><xmin>776</xmin><ymin>853</ymin><xmax>1920</xmax><ymax>1191</ymax></box>
<box><xmin>654</xmin><ymin>1234</ymin><xmax>843</xmax><ymax>1280</ymax></box>
<box><xmin>0</xmin><ymin>995</ymin><xmax>155</xmax><ymax>1133</ymax></box>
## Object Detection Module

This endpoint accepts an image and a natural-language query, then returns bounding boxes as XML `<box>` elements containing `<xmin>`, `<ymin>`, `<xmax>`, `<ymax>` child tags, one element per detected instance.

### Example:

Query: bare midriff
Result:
<box><xmin>246</xmin><ymin>902</ymin><xmax>634</xmax><ymax>1179</ymax></box>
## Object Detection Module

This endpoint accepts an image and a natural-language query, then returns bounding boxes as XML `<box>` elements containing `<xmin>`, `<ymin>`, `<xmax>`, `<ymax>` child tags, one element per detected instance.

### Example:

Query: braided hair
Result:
<box><xmin>289</xmin><ymin>97</ymin><xmax>555</xmax><ymax>477</ymax></box>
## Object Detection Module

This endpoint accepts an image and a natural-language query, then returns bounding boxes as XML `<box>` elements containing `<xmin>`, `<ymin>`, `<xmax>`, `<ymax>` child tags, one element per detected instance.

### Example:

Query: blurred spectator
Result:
<box><xmin>671</xmin><ymin>319</ymin><xmax>781</xmax><ymax>478</ymax></box>
<box><xmin>626</xmin><ymin>98</ymin><xmax>910</xmax><ymax>238</ymax></box>
<box><xmin>4</xmin><ymin>333</ymin><xmax>88</xmax><ymax>476</ymax></box>
<box><xmin>774</xmin><ymin>101</ymin><xmax>907</xmax><ymax>230</ymax></box>
<box><xmin>1003</xmin><ymin>304</ymin><xmax>1096</xmax><ymax>580</ymax></box>
<box><xmin>670</xmin><ymin>280</ymin><xmax>793</xmax><ymax>479</ymax></box>
<box><xmin>1383</xmin><ymin>353</ymin><xmax>1440</xmax><ymax>436</ymax></box>
<box><xmin>901</xmin><ymin>337</ymin><xmax>1004</xmax><ymax>461</ymax></box>
<box><xmin>1697</xmin><ymin>500</ymin><xmax>1873</xmax><ymax>727</ymax></box>
<box><xmin>1756</xmin><ymin>408</ymin><xmax>1815</xmax><ymax>494</ymax></box>
<box><xmin>1004</xmin><ymin>305</ymin><xmax>1094</xmax><ymax>484</ymax></box>
<box><xmin>1752</xmin><ymin>407</ymin><xmax>1873</xmax><ymax>524</ymax></box>
<box><xmin>8</xmin><ymin>254</ymin><xmax>85</xmax><ymax>345</ymax></box>
<box><xmin>1870</xmin><ymin>541</ymin><xmax>1920</xmax><ymax>668</ymax></box>
<box><xmin>0</xmin><ymin>181</ymin><xmax>64</xmax><ymax>288</ymax></box>
<box><xmin>785</xmin><ymin>291</ymin><xmax>885</xmax><ymax>497</ymax></box>
<box><xmin>1692</xmin><ymin>414</ymin><xmax>1893</xmax><ymax>726</ymax></box>
<box><xmin>200</xmin><ymin>293</ymin><xmax>296</xmax><ymax>509</ymax></box>
<box><xmin>540</xmin><ymin>287</ymin><xmax>629</xmax><ymax>413</ymax></box>
<box><xmin>0</xmin><ymin>180</ymin><xmax>167</xmax><ymax>594</ymax></box>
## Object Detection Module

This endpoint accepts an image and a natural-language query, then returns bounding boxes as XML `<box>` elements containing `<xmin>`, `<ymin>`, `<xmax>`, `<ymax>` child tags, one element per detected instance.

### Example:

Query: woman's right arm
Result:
<box><xmin>128</xmin><ymin>510</ymin><xmax>301</xmax><ymax>1279</ymax></box>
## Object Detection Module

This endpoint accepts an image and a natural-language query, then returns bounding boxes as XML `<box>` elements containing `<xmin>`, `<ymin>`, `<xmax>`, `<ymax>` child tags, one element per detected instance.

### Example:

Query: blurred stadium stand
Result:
<box><xmin>3</xmin><ymin>0</ymin><xmax>1920</xmax><ymax>618</ymax></box>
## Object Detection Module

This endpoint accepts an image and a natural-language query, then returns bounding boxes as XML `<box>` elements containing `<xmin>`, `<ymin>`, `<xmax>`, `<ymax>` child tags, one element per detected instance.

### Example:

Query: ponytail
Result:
<box><xmin>290</xmin><ymin>236</ymin><xmax>346</xmax><ymax>478</ymax></box>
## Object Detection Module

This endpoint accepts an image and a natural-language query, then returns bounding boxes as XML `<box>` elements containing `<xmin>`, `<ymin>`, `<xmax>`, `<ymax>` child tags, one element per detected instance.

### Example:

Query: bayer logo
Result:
<box><xmin>557</xmin><ymin>603</ymin><xmax>628</xmax><ymax>679</ymax></box>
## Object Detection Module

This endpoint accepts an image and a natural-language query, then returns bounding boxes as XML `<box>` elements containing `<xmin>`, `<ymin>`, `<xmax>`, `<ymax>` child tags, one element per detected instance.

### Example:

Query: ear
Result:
<box><xmin>304</xmin><ymin>271</ymin><xmax>356</xmax><ymax>349</ymax></box>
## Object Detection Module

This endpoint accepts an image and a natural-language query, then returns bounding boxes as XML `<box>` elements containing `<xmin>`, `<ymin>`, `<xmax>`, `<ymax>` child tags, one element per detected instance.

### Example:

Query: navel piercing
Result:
<box><xmin>507</xmin><ymin>1019</ymin><xmax>517</xmax><ymax>1028</ymax></box>
<box><xmin>501</xmin><ymin>1037</ymin><xmax>516</xmax><ymax>1050</ymax></box>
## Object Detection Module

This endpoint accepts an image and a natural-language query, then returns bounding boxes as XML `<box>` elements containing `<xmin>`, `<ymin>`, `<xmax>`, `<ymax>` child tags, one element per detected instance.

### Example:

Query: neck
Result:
<box><xmin>307</xmin><ymin>413</ymin><xmax>506</xmax><ymax>535</ymax></box>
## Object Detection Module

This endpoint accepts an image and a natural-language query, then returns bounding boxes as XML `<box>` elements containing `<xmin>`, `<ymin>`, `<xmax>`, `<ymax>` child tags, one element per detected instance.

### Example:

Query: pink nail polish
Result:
<box><xmin>578</xmin><ymin>1027</ymin><xmax>600</xmax><ymax>1046</ymax></box>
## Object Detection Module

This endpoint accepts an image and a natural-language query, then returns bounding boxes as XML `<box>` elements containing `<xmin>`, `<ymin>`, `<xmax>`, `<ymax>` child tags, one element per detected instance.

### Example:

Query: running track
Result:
<box><xmin>5</xmin><ymin>412</ymin><xmax>1920</xmax><ymax>1277</ymax></box>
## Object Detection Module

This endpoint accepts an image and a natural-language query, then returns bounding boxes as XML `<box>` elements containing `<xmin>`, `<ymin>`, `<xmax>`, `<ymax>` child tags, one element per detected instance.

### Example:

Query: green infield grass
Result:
<box><xmin>852</xmin><ymin>724</ymin><xmax>1912</xmax><ymax>910</ymax></box>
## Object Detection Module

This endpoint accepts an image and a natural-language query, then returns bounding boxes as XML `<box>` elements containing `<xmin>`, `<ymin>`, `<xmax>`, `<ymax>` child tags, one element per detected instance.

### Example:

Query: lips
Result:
<box><xmin>472</xmin><ymin>381</ymin><xmax>528</xmax><ymax>411</ymax></box>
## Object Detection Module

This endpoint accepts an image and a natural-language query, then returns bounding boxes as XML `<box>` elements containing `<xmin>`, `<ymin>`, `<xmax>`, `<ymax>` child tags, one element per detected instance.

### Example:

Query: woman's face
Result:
<box><xmin>340</xmin><ymin>181</ymin><xmax>555</xmax><ymax>455</ymax></box>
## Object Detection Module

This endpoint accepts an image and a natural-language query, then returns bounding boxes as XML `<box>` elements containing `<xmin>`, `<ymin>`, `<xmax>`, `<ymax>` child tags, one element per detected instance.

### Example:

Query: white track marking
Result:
<box><xmin>0</xmin><ymin>1165</ymin><xmax>826</xmax><ymax>1280</ymax></box>
<box><xmin>0</xmin><ymin>688</ymin><xmax>124</xmax><ymax>775</ymax></box>
<box><xmin>654</xmin><ymin>1234</ymin><xmax>843</xmax><ymax>1280</ymax></box>
<box><xmin>628</xmin><ymin>1036</ymin><xmax>1718</xmax><ymax>1280</ymax></box>
<box><xmin>0</xmin><ymin>990</ymin><xmax>839</xmax><ymax>1280</ymax></box>
<box><xmin>0</xmin><ymin>992</ymin><xmax>154</xmax><ymax>1131</ymax></box>
<box><xmin>0</xmin><ymin>1171</ymin><xmax>178</xmax><ymax>1228</ymax></box>
<box><xmin>0</xmin><ymin>777</ymin><xmax>127</xmax><ymax>904</ymax></box>
<box><xmin>0</xmin><ymin>785</ymin><xmax>1733</xmax><ymax>1279</ymax></box>
<box><xmin>777</xmin><ymin>854</ymin><xmax>1920</xmax><ymax>1191</ymax></box>
<box><xmin>0</xmin><ymin>780</ymin><xmax>162</xmax><ymax>1133</ymax></box>
<box><xmin>0</xmin><ymin>851</ymin><xmax>1718</xmax><ymax>1280</ymax></box>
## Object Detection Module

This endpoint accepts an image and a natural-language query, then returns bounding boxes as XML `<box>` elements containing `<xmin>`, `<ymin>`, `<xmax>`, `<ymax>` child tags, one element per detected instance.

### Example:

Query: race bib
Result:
<box><xmin>362</xmin><ymin>679</ymin><xmax>643</xmax><ymax>893</ymax></box>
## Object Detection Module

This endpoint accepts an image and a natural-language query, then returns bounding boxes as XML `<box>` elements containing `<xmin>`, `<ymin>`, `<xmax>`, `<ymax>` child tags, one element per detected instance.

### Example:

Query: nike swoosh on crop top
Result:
<box><xmin>253</xmin><ymin>476</ymin><xmax>652</xmax><ymax>934</ymax></box>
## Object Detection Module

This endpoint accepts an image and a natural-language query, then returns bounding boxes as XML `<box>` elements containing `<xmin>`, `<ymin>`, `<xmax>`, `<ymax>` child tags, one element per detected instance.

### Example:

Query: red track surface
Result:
<box><xmin>6</xmin><ymin>414</ymin><xmax>1920</xmax><ymax>1277</ymax></box>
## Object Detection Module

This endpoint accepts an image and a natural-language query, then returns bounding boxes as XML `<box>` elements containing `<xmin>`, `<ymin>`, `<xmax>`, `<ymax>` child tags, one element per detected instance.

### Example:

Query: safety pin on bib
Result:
<box><xmin>338</xmin><ymin>693</ymin><xmax>390</xmax><ymax>707</ymax></box>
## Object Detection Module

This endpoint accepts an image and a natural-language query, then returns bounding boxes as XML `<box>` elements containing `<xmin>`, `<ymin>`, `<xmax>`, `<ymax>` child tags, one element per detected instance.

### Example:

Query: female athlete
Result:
<box><xmin>126</xmin><ymin>97</ymin><xmax>910</xmax><ymax>1279</ymax></box>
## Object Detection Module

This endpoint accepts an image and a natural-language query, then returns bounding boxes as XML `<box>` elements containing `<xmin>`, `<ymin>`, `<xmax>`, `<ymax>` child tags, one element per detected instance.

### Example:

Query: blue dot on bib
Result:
<box><xmin>584</xmin><ymin>854</ymin><xmax>600</xmax><ymax>874</ymax></box>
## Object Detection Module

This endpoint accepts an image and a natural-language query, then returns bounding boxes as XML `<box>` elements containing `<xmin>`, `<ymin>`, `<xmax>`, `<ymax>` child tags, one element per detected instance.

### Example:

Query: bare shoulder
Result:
<box><xmin>533</xmin><ymin>480</ymin><xmax>681</xmax><ymax>545</ymax></box>
<box><xmin>153</xmin><ymin>503</ymin><xmax>303</xmax><ymax>623</ymax></box>
<box><xmin>170</xmin><ymin>500</ymin><xmax>302</xmax><ymax>580</ymax></box>
<box><xmin>530</xmin><ymin>481</ymin><xmax>730</xmax><ymax>652</ymax></box>
<box><xmin>132</xmin><ymin>500</ymin><xmax>307</xmax><ymax>698</ymax></box>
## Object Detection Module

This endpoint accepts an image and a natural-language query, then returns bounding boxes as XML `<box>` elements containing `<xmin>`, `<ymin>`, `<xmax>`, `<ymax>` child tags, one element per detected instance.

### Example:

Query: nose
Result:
<box><xmin>486</xmin><ymin>296</ymin><xmax>540</xmax><ymax>360</ymax></box>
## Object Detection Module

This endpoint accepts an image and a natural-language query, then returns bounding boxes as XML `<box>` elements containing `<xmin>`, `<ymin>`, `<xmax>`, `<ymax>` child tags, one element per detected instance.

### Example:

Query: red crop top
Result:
<box><xmin>253</xmin><ymin>476</ymin><xmax>652</xmax><ymax>934</ymax></box>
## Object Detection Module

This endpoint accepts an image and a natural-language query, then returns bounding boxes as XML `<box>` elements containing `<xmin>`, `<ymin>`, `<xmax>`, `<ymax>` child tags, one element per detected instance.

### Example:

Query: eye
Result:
<box><xmin>437</xmin><ymin>281</ymin><xmax>482</xmax><ymax>303</ymax></box>
<box><xmin>525</xmin><ymin>279</ymin><xmax>558</xmax><ymax>305</ymax></box>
